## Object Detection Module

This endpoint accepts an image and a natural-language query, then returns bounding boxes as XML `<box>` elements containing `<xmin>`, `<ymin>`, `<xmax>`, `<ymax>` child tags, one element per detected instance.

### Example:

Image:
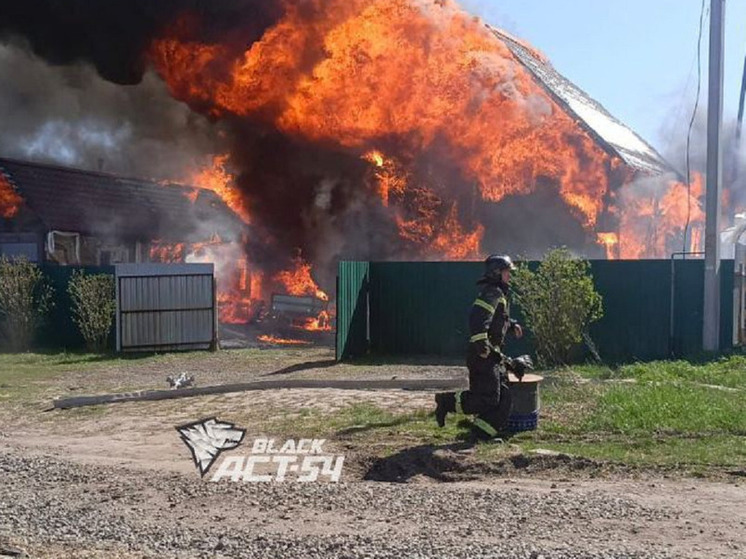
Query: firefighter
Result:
<box><xmin>434</xmin><ymin>254</ymin><xmax>533</xmax><ymax>440</ymax></box>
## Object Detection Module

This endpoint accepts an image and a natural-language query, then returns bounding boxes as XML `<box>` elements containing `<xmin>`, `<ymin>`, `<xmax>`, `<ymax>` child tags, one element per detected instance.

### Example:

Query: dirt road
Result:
<box><xmin>1</xmin><ymin>386</ymin><xmax>744</xmax><ymax>559</ymax></box>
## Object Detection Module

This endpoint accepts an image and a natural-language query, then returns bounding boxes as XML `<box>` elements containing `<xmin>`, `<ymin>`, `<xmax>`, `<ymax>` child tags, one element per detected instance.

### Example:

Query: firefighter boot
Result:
<box><xmin>434</xmin><ymin>392</ymin><xmax>455</xmax><ymax>427</ymax></box>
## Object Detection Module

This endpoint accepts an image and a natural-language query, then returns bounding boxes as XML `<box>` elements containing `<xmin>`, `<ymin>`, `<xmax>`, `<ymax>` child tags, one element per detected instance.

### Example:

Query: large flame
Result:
<box><xmin>274</xmin><ymin>255</ymin><xmax>329</xmax><ymax>301</ymax></box>
<box><xmin>615</xmin><ymin>174</ymin><xmax>704</xmax><ymax>259</ymax></box>
<box><xmin>190</xmin><ymin>154</ymin><xmax>251</xmax><ymax>225</ymax></box>
<box><xmin>151</xmin><ymin>0</ymin><xmax>613</xmax><ymax>231</ymax></box>
<box><xmin>149</xmin><ymin>0</ymin><xmax>704</xmax><ymax>269</ymax></box>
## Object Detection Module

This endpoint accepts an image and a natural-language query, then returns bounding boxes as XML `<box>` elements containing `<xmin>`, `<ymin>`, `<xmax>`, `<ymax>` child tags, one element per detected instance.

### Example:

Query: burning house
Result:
<box><xmin>0</xmin><ymin>157</ymin><xmax>246</xmax><ymax>265</ymax></box>
<box><xmin>0</xmin><ymin>0</ymin><xmax>709</xmax><ymax>324</ymax></box>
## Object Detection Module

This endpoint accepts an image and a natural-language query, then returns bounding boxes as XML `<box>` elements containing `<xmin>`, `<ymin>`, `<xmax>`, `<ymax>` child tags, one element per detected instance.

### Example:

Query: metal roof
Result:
<box><xmin>489</xmin><ymin>26</ymin><xmax>675</xmax><ymax>177</ymax></box>
<box><xmin>0</xmin><ymin>157</ymin><xmax>246</xmax><ymax>241</ymax></box>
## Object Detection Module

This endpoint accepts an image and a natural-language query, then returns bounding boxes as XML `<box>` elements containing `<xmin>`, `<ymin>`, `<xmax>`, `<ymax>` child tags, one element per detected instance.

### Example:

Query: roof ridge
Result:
<box><xmin>0</xmin><ymin>155</ymin><xmax>206</xmax><ymax>193</ymax></box>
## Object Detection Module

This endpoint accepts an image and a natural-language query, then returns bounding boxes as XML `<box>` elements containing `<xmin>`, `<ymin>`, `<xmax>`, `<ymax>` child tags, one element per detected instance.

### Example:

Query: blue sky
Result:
<box><xmin>460</xmin><ymin>0</ymin><xmax>746</xmax><ymax>152</ymax></box>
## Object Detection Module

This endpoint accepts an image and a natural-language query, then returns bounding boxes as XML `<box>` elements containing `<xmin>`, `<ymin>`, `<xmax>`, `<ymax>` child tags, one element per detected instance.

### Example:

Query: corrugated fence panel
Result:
<box><xmin>670</xmin><ymin>258</ymin><xmax>734</xmax><ymax>355</ymax></box>
<box><xmin>338</xmin><ymin>259</ymin><xmax>737</xmax><ymax>363</ymax></box>
<box><xmin>369</xmin><ymin>262</ymin><xmax>481</xmax><ymax>357</ymax></box>
<box><xmin>116</xmin><ymin>264</ymin><xmax>216</xmax><ymax>352</ymax></box>
<box><xmin>336</xmin><ymin>261</ymin><xmax>369</xmax><ymax>360</ymax></box>
<box><xmin>586</xmin><ymin>260</ymin><xmax>672</xmax><ymax>362</ymax></box>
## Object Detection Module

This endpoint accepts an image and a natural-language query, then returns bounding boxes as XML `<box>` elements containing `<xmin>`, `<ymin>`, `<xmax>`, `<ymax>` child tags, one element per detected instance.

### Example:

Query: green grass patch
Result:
<box><xmin>263</xmin><ymin>373</ymin><xmax>746</xmax><ymax>472</ymax></box>
<box><xmin>574</xmin><ymin>355</ymin><xmax>746</xmax><ymax>388</ymax></box>
<box><xmin>583</xmin><ymin>382</ymin><xmax>746</xmax><ymax>435</ymax></box>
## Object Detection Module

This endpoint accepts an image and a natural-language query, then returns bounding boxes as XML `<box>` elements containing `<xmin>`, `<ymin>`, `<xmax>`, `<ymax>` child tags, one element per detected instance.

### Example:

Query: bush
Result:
<box><xmin>0</xmin><ymin>256</ymin><xmax>54</xmax><ymax>351</ymax></box>
<box><xmin>512</xmin><ymin>248</ymin><xmax>603</xmax><ymax>366</ymax></box>
<box><xmin>68</xmin><ymin>270</ymin><xmax>115</xmax><ymax>353</ymax></box>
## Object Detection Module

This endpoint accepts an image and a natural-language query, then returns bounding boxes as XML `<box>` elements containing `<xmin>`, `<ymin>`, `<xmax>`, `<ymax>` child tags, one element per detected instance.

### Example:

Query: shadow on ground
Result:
<box><xmin>260</xmin><ymin>359</ymin><xmax>339</xmax><ymax>377</ymax></box>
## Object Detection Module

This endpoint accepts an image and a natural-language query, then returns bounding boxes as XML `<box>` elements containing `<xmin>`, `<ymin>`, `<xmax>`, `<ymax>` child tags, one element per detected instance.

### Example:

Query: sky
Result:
<box><xmin>460</xmin><ymin>0</ymin><xmax>746</xmax><ymax>152</ymax></box>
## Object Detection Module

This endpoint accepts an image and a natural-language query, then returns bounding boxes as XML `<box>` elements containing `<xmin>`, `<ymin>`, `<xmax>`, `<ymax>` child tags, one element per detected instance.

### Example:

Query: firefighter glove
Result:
<box><xmin>509</xmin><ymin>354</ymin><xmax>534</xmax><ymax>380</ymax></box>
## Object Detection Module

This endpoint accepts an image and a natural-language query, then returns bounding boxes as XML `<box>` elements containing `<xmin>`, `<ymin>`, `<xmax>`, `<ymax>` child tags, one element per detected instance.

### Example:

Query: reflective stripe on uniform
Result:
<box><xmin>469</xmin><ymin>332</ymin><xmax>488</xmax><ymax>343</ymax></box>
<box><xmin>472</xmin><ymin>298</ymin><xmax>496</xmax><ymax>314</ymax></box>
<box><xmin>496</xmin><ymin>297</ymin><xmax>507</xmax><ymax>308</ymax></box>
<box><xmin>454</xmin><ymin>391</ymin><xmax>463</xmax><ymax>414</ymax></box>
<box><xmin>473</xmin><ymin>418</ymin><xmax>498</xmax><ymax>437</ymax></box>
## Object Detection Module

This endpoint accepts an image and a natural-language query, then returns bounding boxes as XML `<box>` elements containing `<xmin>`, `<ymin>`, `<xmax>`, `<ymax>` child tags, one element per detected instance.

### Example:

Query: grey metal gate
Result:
<box><xmin>115</xmin><ymin>263</ymin><xmax>217</xmax><ymax>352</ymax></box>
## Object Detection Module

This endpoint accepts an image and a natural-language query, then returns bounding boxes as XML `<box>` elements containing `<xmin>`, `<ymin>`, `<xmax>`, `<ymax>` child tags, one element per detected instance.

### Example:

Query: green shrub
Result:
<box><xmin>0</xmin><ymin>256</ymin><xmax>54</xmax><ymax>351</ymax></box>
<box><xmin>512</xmin><ymin>248</ymin><xmax>603</xmax><ymax>366</ymax></box>
<box><xmin>68</xmin><ymin>270</ymin><xmax>115</xmax><ymax>353</ymax></box>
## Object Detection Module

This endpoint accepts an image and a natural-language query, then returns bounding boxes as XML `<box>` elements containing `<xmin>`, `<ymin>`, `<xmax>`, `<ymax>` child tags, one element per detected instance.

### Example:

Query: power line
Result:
<box><xmin>683</xmin><ymin>0</ymin><xmax>708</xmax><ymax>254</ymax></box>
<box><xmin>737</xmin><ymin>53</ymin><xmax>746</xmax><ymax>143</ymax></box>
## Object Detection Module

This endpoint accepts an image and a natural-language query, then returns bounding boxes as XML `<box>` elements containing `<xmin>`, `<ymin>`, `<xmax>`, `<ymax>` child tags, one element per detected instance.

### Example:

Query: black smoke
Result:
<box><xmin>0</xmin><ymin>0</ymin><xmax>604</xmax><ymax>290</ymax></box>
<box><xmin>0</xmin><ymin>0</ymin><xmax>282</xmax><ymax>84</ymax></box>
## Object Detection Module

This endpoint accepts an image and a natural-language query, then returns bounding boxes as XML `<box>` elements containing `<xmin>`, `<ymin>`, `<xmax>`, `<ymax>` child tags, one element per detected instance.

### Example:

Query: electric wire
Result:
<box><xmin>683</xmin><ymin>0</ymin><xmax>708</xmax><ymax>254</ymax></box>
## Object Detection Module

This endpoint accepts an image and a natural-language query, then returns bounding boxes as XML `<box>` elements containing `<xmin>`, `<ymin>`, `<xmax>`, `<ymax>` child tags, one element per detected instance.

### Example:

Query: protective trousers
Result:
<box><xmin>443</xmin><ymin>352</ymin><xmax>512</xmax><ymax>438</ymax></box>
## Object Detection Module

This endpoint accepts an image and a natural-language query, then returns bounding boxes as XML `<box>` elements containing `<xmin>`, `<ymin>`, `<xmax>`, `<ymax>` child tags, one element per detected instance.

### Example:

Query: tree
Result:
<box><xmin>68</xmin><ymin>270</ymin><xmax>116</xmax><ymax>353</ymax></box>
<box><xmin>0</xmin><ymin>256</ymin><xmax>54</xmax><ymax>351</ymax></box>
<box><xmin>512</xmin><ymin>248</ymin><xmax>603</xmax><ymax>366</ymax></box>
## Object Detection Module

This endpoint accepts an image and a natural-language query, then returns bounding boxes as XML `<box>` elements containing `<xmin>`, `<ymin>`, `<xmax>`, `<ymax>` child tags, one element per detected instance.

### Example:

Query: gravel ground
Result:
<box><xmin>2</xmin><ymin>447</ymin><xmax>744</xmax><ymax>559</ymax></box>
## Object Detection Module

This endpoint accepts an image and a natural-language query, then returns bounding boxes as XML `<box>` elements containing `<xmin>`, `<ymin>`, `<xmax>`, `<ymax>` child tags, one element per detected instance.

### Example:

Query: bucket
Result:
<box><xmin>507</xmin><ymin>373</ymin><xmax>543</xmax><ymax>433</ymax></box>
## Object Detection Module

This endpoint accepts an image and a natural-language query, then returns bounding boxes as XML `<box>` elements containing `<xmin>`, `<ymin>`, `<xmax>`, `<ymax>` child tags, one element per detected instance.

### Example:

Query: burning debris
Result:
<box><xmin>0</xmin><ymin>0</ymin><xmax>720</xmax><ymax>321</ymax></box>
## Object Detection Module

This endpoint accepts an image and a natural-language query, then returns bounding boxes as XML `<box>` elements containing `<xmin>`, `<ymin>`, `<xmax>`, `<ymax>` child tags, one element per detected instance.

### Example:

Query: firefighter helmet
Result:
<box><xmin>483</xmin><ymin>254</ymin><xmax>515</xmax><ymax>281</ymax></box>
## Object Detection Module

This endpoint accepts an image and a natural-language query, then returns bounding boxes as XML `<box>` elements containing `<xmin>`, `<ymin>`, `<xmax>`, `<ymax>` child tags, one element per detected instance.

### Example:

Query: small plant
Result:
<box><xmin>68</xmin><ymin>270</ymin><xmax>116</xmax><ymax>353</ymax></box>
<box><xmin>512</xmin><ymin>248</ymin><xmax>603</xmax><ymax>366</ymax></box>
<box><xmin>0</xmin><ymin>256</ymin><xmax>54</xmax><ymax>351</ymax></box>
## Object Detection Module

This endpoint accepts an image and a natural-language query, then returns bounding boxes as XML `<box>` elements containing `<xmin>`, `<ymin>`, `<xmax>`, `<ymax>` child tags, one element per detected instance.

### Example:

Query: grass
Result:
<box><xmin>260</xmin><ymin>357</ymin><xmax>746</xmax><ymax>473</ymax></box>
<box><xmin>574</xmin><ymin>355</ymin><xmax>746</xmax><ymax>388</ymax></box>
<box><xmin>2</xmin><ymin>350</ymin><xmax>745</xmax><ymax>475</ymax></box>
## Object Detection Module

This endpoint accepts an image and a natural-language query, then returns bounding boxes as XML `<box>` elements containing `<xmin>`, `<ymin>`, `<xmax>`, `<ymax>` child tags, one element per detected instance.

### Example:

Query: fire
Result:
<box><xmin>185</xmin><ymin>238</ymin><xmax>262</xmax><ymax>324</ymax></box>
<box><xmin>149</xmin><ymin>0</ymin><xmax>614</xmax><ymax>251</ymax></box>
<box><xmin>596</xmin><ymin>233</ymin><xmax>620</xmax><ymax>260</ymax></box>
<box><xmin>148</xmin><ymin>0</ymin><xmax>704</xmax><ymax>265</ymax></box>
<box><xmin>616</xmin><ymin>174</ymin><xmax>704</xmax><ymax>259</ymax></box>
<box><xmin>363</xmin><ymin>149</ymin><xmax>408</xmax><ymax>208</ymax></box>
<box><xmin>294</xmin><ymin>310</ymin><xmax>332</xmax><ymax>332</ymax></box>
<box><xmin>149</xmin><ymin>240</ymin><xmax>185</xmax><ymax>262</ymax></box>
<box><xmin>149</xmin><ymin>238</ymin><xmax>262</xmax><ymax>324</ymax></box>
<box><xmin>0</xmin><ymin>174</ymin><xmax>22</xmax><ymax>219</ymax></box>
<box><xmin>274</xmin><ymin>255</ymin><xmax>328</xmax><ymax>301</ymax></box>
<box><xmin>258</xmin><ymin>335</ymin><xmax>313</xmax><ymax>346</ymax></box>
<box><xmin>191</xmin><ymin>155</ymin><xmax>251</xmax><ymax>224</ymax></box>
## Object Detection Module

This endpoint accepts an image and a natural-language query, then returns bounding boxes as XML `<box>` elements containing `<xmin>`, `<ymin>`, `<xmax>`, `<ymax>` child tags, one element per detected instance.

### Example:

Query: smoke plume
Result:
<box><xmin>0</xmin><ymin>0</ymin><xmax>693</xmax><ymax>293</ymax></box>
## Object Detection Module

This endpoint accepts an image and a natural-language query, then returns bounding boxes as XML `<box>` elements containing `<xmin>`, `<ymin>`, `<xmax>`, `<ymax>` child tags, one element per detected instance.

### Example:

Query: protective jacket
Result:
<box><xmin>468</xmin><ymin>280</ymin><xmax>512</xmax><ymax>360</ymax></box>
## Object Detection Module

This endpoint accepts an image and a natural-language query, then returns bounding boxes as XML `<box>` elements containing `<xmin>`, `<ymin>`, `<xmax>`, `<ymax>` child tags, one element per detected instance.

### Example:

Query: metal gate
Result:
<box><xmin>115</xmin><ymin>263</ymin><xmax>217</xmax><ymax>352</ymax></box>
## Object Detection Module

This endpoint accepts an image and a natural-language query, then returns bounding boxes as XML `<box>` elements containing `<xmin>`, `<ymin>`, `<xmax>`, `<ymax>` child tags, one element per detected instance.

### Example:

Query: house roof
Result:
<box><xmin>0</xmin><ymin>157</ymin><xmax>246</xmax><ymax>242</ymax></box>
<box><xmin>490</xmin><ymin>26</ymin><xmax>675</xmax><ymax>177</ymax></box>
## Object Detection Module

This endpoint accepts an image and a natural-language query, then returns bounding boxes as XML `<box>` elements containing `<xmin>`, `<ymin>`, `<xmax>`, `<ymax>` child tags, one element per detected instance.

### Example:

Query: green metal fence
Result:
<box><xmin>336</xmin><ymin>259</ymin><xmax>735</xmax><ymax>363</ymax></box>
<box><xmin>336</xmin><ymin>261</ymin><xmax>370</xmax><ymax>360</ymax></box>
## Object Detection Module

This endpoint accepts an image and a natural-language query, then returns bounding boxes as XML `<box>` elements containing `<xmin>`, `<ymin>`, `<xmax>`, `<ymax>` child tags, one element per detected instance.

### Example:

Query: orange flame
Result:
<box><xmin>191</xmin><ymin>155</ymin><xmax>251</xmax><ymax>224</ymax></box>
<box><xmin>596</xmin><ymin>232</ymin><xmax>620</xmax><ymax>260</ymax></box>
<box><xmin>274</xmin><ymin>255</ymin><xmax>329</xmax><ymax>301</ymax></box>
<box><xmin>258</xmin><ymin>334</ymin><xmax>313</xmax><ymax>346</ymax></box>
<box><xmin>0</xmin><ymin>174</ymin><xmax>22</xmax><ymax>219</ymax></box>
<box><xmin>149</xmin><ymin>0</ymin><xmax>613</xmax><ymax>252</ymax></box>
<box><xmin>617</xmin><ymin>174</ymin><xmax>704</xmax><ymax>259</ymax></box>
<box><xmin>149</xmin><ymin>238</ymin><xmax>262</xmax><ymax>324</ymax></box>
<box><xmin>149</xmin><ymin>240</ymin><xmax>186</xmax><ymax>262</ymax></box>
<box><xmin>148</xmin><ymin>0</ymin><xmax>703</xmax><ymax>261</ymax></box>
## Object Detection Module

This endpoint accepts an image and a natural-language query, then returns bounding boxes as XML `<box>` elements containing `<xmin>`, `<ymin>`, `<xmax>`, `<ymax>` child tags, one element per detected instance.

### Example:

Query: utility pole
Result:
<box><xmin>703</xmin><ymin>0</ymin><xmax>726</xmax><ymax>351</ymax></box>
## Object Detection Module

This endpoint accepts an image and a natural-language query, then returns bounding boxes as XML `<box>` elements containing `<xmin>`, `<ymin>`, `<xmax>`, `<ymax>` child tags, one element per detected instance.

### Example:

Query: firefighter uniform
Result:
<box><xmin>435</xmin><ymin>256</ymin><xmax>518</xmax><ymax>439</ymax></box>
